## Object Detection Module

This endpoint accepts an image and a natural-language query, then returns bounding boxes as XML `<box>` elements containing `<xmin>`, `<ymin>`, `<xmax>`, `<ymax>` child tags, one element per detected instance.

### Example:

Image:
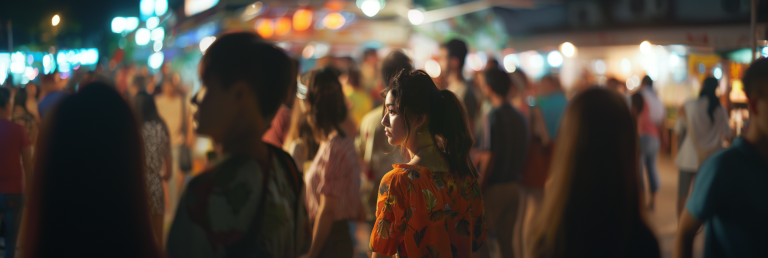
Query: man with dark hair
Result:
<box><xmin>476</xmin><ymin>66</ymin><xmax>528</xmax><ymax>258</ymax></box>
<box><xmin>439</xmin><ymin>38</ymin><xmax>479</xmax><ymax>134</ymax></box>
<box><xmin>167</xmin><ymin>32</ymin><xmax>310</xmax><ymax>257</ymax></box>
<box><xmin>356</xmin><ymin>50</ymin><xmax>412</xmax><ymax>252</ymax></box>
<box><xmin>637</xmin><ymin>75</ymin><xmax>665</xmax><ymax>209</ymax></box>
<box><xmin>675</xmin><ymin>58</ymin><xmax>768</xmax><ymax>258</ymax></box>
<box><xmin>361</xmin><ymin>48</ymin><xmax>380</xmax><ymax>92</ymax></box>
<box><xmin>0</xmin><ymin>87</ymin><xmax>33</xmax><ymax>258</ymax></box>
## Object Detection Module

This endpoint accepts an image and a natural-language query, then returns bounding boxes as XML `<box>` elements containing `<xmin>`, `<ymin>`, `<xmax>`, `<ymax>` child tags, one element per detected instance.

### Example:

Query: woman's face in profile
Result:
<box><xmin>381</xmin><ymin>91</ymin><xmax>406</xmax><ymax>146</ymax></box>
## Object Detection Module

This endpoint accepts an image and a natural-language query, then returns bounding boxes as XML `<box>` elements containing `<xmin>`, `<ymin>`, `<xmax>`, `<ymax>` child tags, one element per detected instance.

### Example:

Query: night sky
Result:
<box><xmin>0</xmin><ymin>0</ymin><xmax>181</xmax><ymax>49</ymax></box>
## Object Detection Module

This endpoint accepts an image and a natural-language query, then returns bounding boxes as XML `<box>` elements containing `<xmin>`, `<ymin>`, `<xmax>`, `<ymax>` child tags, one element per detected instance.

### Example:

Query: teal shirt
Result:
<box><xmin>535</xmin><ymin>92</ymin><xmax>567</xmax><ymax>139</ymax></box>
<box><xmin>687</xmin><ymin>137</ymin><xmax>768</xmax><ymax>258</ymax></box>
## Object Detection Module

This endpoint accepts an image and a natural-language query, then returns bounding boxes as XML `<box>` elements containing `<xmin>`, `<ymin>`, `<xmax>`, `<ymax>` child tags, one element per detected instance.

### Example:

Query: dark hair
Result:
<box><xmin>133</xmin><ymin>91</ymin><xmax>164</xmax><ymax>124</ymax></box>
<box><xmin>699</xmin><ymin>77</ymin><xmax>721</xmax><ymax>123</ymax></box>
<box><xmin>23</xmin><ymin>83</ymin><xmax>159</xmax><ymax>257</ymax></box>
<box><xmin>484</xmin><ymin>66</ymin><xmax>512</xmax><ymax>97</ymax></box>
<box><xmin>443</xmin><ymin>39</ymin><xmax>468</xmax><ymax>71</ymax></box>
<box><xmin>363</xmin><ymin>48</ymin><xmax>378</xmax><ymax>59</ymax></box>
<box><xmin>346</xmin><ymin>68</ymin><xmax>362</xmax><ymax>89</ymax></box>
<box><xmin>132</xmin><ymin>75</ymin><xmax>147</xmax><ymax>91</ymax></box>
<box><xmin>306</xmin><ymin>67</ymin><xmax>348</xmax><ymax>141</ymax></box>
<box><xmin>380</xmin><ymin>50</ymin><xmax>413</xmax><ymax>87</ymax></box>
<box><xmin>529</xmin><ymin>88</ymin><xmax>657</xmax><ymax>257</ymax></box>
<box><xmin>631</xmin><ymin>92</ymin><xmax>645</xmax><ymax>117</ymax></box>
<box><xmin>642</xmin><ymin>75</ymin><xmax>653</xmax><ymax>89</ymax></box>
<box><xmin>0</xmin><ymin>87</ymin><xmax>9</xmax><ymax>107</ymax></box>
<box><xmin>383</xmin><ymin>70</ymin><xmax>477</xmax><ymax>178</ymax></box>
<box><xmin>13</xmin><ymin>86</ymin><xmax>27</xmax><ymax>109</ymax></box>
<box><xmin>201</xmin><ymin>32</ymin><xmax>292</xmax><ymax>120</ymax></box>
<box><xmin>743</xmin><ymin>58</ymin><xmax>768</xmax><ymax>99</ymax></box>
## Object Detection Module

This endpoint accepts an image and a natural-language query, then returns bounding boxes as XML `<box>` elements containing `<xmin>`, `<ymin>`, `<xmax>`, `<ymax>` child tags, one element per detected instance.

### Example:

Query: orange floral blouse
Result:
<box><xmin>370</xmin><ymin>164</ymin><xmax>487</xmax><ymax>258</ymax></box>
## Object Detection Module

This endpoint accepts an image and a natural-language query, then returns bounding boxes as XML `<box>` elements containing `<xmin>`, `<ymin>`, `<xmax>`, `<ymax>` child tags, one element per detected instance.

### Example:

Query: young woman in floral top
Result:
<box><xmin>371</xmin><ymin>70</ymin><xmax>486</xmax><ymax>258</ymax></box>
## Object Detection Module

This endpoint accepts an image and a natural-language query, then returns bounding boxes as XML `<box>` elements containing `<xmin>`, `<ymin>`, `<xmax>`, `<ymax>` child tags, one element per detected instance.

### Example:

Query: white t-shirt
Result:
<box><xmin>674</xmin><ymin>98</ymin><xmax>731</xmax><ymax>171</ymax></box>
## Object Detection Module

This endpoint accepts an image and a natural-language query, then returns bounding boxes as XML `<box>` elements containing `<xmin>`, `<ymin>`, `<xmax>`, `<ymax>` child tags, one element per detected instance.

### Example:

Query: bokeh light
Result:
<box><xmin>199</xmin><ymin>36</ymin><xmax>216</xmax><ymax>53</ymax></box>
<box><xmin>560</xmin><ymin>42</ymin><xmax>575</xmax><ymax>57</ymax></box>
<box><xmin>322</xmin><ymin>13</ymin><xmax>346</xmax><ymax>30</ymax></box>
<box><xmin>151</xmin><ymin>27</ymin><xmax>165</xmax><ymax>41</ymax></box>
<box><xmin>111</xmin><ymin>17</ymin><xmax>126</xmax><ymax>33</ymax></box>
<box><xmin>408</xmin><ymin>9</ymin><xmax>424</xmax><ymax>25</ymax></box>
<box><xmin>52</xmin><ymin>15</ymin><xmax>61</xmax><ymax>26</ymax></box>
<box><xmin>302</xmin><ymin>45</ymin><xmax>315</xmax><ymax>59</ymax></box>
<box><xmin>135</xmin><ymin>28</ymin><xmax>151</xmax><ymax>45</ymax></box>
<box><xmin>125</xmin><ymin>17</ymin><xmax>139</xmax><ymax>32</ymax></box>
<box><xmin>640</xmin><ymin>41</ymin><xmax>652</xmax><ymax>55</ymax></box>
<box><xmin>503</xmin><ymin>54</ymin><xmax>518</xmax><ymax>73</ymax></box>
<box><xmin>713</xmin><ymin>67</ymin><xmax>723</xmax><ymax>80</ymax></box>
<box><xmin>256</xmin><ymin>19</ymin><xmax>274</xmax><ymax>38</ymax></box>
<box><xmin>621</xmin><ymin>58</ymin><xmax>631</xmax><ymax>74</ymax></box>
<box><xmin>146</xmin><ymin>17</ymin><xmax>159</xmax><ymax>30</ymax></box>
<box><xmin>293</xmin><ymin>9</ymin><xmax>313</xmax><ymax>31</ymax></box>
<box><xmin>148</xmin><ymin>52</ymin><xmax>164</xmax><ymax>69</ymax></box>
<box><xmin>547</xmin><ymin>51</ymin><xmax>563</xmax><ymax>67</ymax></box>
<box><xmin>425</xmin><ymin>59</ymin><xmax>441</xmax><ymax>78</ymax></box>
<box><xmin>361</xmin><ymin>0</ymin><xmax>381</xmax><ymax>17</ymax></box>
<box><xmin>275</xmin><ymin>17</ymin><xmax>291</xmax><ymax>36</ymax></box>
<box><xmin>155</xmin><ymin>0</ymin><xmax>168</xmax><ymax>16</ymax></box>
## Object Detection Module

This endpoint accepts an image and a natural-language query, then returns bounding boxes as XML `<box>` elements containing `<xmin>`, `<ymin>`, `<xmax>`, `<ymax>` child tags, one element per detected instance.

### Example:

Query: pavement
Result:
<box><xmin>646</xmin><ymin>153</ymin><xmax>705</xmax><ymax>258</ymax></box>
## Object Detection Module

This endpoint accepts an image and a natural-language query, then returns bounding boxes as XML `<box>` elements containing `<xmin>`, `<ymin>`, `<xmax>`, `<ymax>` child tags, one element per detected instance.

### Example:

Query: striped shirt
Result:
<box><xmin>305</xmin><ymin>134</ymin><xmax>361</xmax><ymax>221</ymax></box>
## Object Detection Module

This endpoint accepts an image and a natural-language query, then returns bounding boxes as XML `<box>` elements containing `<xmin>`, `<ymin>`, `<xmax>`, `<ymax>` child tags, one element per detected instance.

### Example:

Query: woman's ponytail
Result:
<box><xmin>434</xmin><ymin>90</ymin><xmax>478</xmax><ymax>178</ymax></box>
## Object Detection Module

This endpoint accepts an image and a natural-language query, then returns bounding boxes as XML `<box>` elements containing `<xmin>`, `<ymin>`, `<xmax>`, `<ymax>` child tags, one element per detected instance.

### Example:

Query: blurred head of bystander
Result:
<box><xmin>305</xmin><ymin>67</ymin><xmax>348</xmax><ymax>142</ymax></box>
<box><xmin>439</xmin><ymin>39</ymin><xmax>468</xmax><ymax>83</ymax></box>
<box><xmin>380</xmin><ymin>50</ymin><xmax>413</xmax><ymax>87</ymax></box>
<box><xmin>196</xmin><ymin>32</ymin><xmax>292</xmax><ymax>144</ymax></box>
<box><xmin>742</xmin><ymin>58</ymin><xmax>768</xmax><ymax>139</ymax></box>
<box><xmin>23</xmin><ymin>83</ymin><xmax>160</xmax><ymax>257</ymax></box>
<box><xmin>483</xmin><ymin>65</ymin><xmax>513</xmax><ymax>100</ymax></box>
<box><xmin>527</xmin><ymin>88</ymin><xmax>659</xmax><ymax>258</ymax></box>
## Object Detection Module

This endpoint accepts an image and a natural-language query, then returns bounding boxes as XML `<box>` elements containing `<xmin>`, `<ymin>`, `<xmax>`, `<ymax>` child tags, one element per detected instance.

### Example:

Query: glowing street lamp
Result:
<box><xmin>52</xmin><ymin>15</ymin><xmax>61</xmax><ymax>26</ymax></box>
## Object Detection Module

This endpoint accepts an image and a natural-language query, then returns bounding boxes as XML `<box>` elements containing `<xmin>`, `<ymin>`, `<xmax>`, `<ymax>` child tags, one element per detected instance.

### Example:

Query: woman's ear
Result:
<box><xmin>411</xmin><ymin>113</ymin><xmax>427</xmax><ymax>132</ymax></box>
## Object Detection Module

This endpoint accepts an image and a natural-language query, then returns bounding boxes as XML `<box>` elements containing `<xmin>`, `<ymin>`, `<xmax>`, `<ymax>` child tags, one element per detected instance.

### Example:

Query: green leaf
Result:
<box><xmin>414</xmin><ymin>226</ymin><xmax>427</xmax><ymax>247</ymax></box>
<box><xmin>422</xmin><ymin>189</ymin><xmax>437</xmax><ymax>211</ymax></box>
<box><xmin>429</xmin><ymin>209</ymin><xmax>445</xmax><ymax>222</ymax></box>
<box><xmin>396</xmin><ymin>221</ymin><xmax>407</xmax><ymax>233</ymax></box>
<box><xmin>407</xmin><ymin>182</ymin><xmax>414</xmax><ymax>193</ymax></box>
<box><xmin>432</xmin><ymin>173</ymin><xmax>445</xmax><ymax>190</ymax></box>
<box><xmin>379</xmin><ymin>182</ymin><xmax>390</xmax><ymax>195</ymax></box>
<box><xmin>405</xmin><ymin>206</ymin><xmax>415</xmax><ymax>219</ymax></box>
<box><xmin>471</xmin><ymin>184</ymin><xmax>481</xmax><ymax>200</ymax></box>
<box><xmin>384</xmin><ymin>194</ymin><xmax>397</xmax><ymax>213</ymax></box>
<box><xmin>377</xmin><ymin>218</ymin><xmax>391</xmax><ymax>239</ymax></box>
<box><xmin>460</xmin><ymin>180</ymin><xmax>470</xmax><ymax>200</ymax></box>
<box><xmin>407</xmin><ymin>169</ymin><xmax>421</xmax><ymax>180</ymax></box>
<box><xmin>426</xmin><ymin>245</ymin><xmax>441</xmax><ymax>258</ymax></box>
<box><xmin>456</xmin><ymin>219</ymin><xmax>470</xmax><ymax>238</ymax></box>
<box><xmin>474</xmin><ymin>216</ymin><xmax>484</xmax><ymax>238</ymax></box>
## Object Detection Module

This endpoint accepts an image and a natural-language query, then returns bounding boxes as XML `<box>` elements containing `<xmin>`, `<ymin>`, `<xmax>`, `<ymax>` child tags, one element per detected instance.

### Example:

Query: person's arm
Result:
<box><xmin>21</xmin><ymin>146</ymin><xmax>33</xmax><ymax>194</ymax></box>
<box><xmin>302</xmin><ymin>194</ymin><xmax>337</xmax><ymax>258</ymax></box>
<box><xmin>674</xmin><ymin>208</ymin><xmax>703</xmax><ymax>258</ymax></box>
<box><xmin>163</xmin><ymin>145</ymin><xmax>173</xmax><ymax>180</ymax></box>
<box><xmin>532</xmin><ymin>108</ymin><xmax>551</xmax><ymax>145</ymax></box>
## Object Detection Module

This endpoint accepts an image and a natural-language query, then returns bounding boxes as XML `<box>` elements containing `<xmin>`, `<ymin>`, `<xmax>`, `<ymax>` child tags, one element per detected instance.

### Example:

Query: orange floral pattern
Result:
<box><xmin>370</xmin><ymin>164</ymin><xmax>486</xmax><ymax>257</ymax></box>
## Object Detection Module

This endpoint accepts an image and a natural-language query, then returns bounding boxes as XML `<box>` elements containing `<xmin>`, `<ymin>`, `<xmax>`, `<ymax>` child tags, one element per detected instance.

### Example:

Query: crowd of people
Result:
<box><xmin>0</xmin><ymin>31</ymin><xmax>766</xmax><ymax>258</ymax></box>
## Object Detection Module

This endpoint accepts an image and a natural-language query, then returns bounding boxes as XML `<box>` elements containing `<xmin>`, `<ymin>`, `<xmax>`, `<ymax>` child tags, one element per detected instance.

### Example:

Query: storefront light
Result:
<box><xmin>713</xmin><ymin>67</ymin><xmax>723</xmax><ymax>80</ymax></box>
<box><xmin>140</xmin><ymin>0</ymin><xmax>156</xmax><ymax>17</ymax></box>
<box><xmin>640</xmin><ymin>41</ymin><xmax>652</xmax><ymax>55</ymax></box>
<box><xmin>560</xmin><ymin>42</ymin><xmax>575</xmax><ymax>57</ymax></box>
<box><xmin>302</xmin><ymin>45</ymin><xmax>315</xmax><ymax>59</ymax></box>
<box><xmin>151</xmin><ymin>28</ymin><xmax>165</xmax><ymax>41</ymax></box>
<box><xmin>547</xmin><ymin>51</ymin><xmax>563</xmax><ymax>68</ymax></box>
<box><xmin>136</xmin><ymin>28</ymin><xmax>151</xmax><ymax>45</ymax></box>
<box><xmin>154</xmin><ymin>41</ymin><xmax>163</xmax><ymax>52</ymax></box>
<box><xmin>322</xmin><ymin>13</ymin><xmax>346</xmax><ymax>30</ymax></box>
<box><xmin>360</xmin><ymin>0</ymin><xmax>381</xmax><ymax>17</ymax></box>
<box><xmin>256</xmin><ymin>19</ymin><xmax>274</xmax><ymax>38</ymax></box>
<box><xmin>668</xmin><ymin>53</ymin><xmax>680</xmax><ymax>66</ymax></box>
<box><xmin>293</xmin><ymin>9</ymin><xmax>313</xmax><ymax>31</ymax></box>
<box><xmin>621</xmin><ymin>58</ymin><xmax>631</xmax><ymax>74</ymax></box>
<box><xmin>199</xmin><ymin>36</ymin><xmax>216</xmax><ymax>53</ymax></box>
<box><xmin>125</xmin><ymin>17</ymin><xmax>140</xmax><ymax>32</ymax></box>
<box><xmin>146</xmin><ymin>17</ymin><xmax>159</xmax><ymax>30</ymax></box>
<box><xmin>111</xmin><ymin>17</ymin><xmax>126</xmax><ymax>33</ymax></box>
<box><xmin>408</xmin><ymin>9</ymin><xmax>424</xmax><ymax>25</ymax></box>
<box><xmin>155</xmin><ymin>0</ymin><xmax>168</xmax><ymax>16</ymax></box>
<box><xmin>275</xmin><ymin>17</ymin><xmax>291</xmax><ymax>36</ymax></box>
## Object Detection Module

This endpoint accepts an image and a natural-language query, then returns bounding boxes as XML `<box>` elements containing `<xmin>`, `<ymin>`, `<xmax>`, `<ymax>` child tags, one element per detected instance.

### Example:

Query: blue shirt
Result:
<box><xmin>535</xmin><ymin>92</ymin><xmax>567</xmax><ymax>139</ymax></box>
<box><xmin>38</xmin><ymin>91</ymin><xmax>70</xmax><ymax>119</ymax></box>
<box><xmin>687</xmin><ymin>137</ymin><xmax>768</xmax><ymax>258</ymax></box>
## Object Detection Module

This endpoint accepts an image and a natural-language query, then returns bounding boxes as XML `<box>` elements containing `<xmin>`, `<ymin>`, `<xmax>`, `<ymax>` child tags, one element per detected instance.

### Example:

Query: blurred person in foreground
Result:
<box><xmin>283</xmin><ymin>72</ymin><xmax>320</xmax><ymax>172</ymax></box>
<box><xmin>299</xmin><ymin>67</ymin><xmax>362</xmax><ymax>258</ymax></box>
<box><xmin>21</xmin><ymin>82</ymin><xmax>41</xmax><ymax>122</ymax></box>
<box><xmin>21</xmin><ymin>83</ymin><xmax>160</xmax><ymax>257</ymax></box>
<box><xmin>155</xmin><ymin>75</ymin><xmax>195</xmax><ymax>226</ymax></box>
<box><xmin>134</xmin><ymin>92</ymin><xmax>173</xmax><ymax>248</ymax></box>
<box><xmin>12</xmin><ymin>86</ymin><xmax>39</xmax><ymax>146</ymax></box>
<box><xmin>637</xmin><ymin>75</ymin><xmax>666</xmax><ymax>210</ymax></box>
<box><xmin>0</xmin><ymin>88</ymin><xmax>33</xmax><ymax>258</ymax></box>
<box><xmin>340</xmin><ymin>67</ymin><xmax>373</xmax><ymax>128</ymax></box>
<box><xmin>167</xmin><ymin>32</ymin><xmax>310</xmax><ymax>257</ymax></box>
<box><xmin>263</xmin><ymin>59</ymin><xmax>299</xmax><ymax>149</ymax></box>
<box><xmin>675</xmin><ymin>58</ymin><xmax>768</xmax><ymax>258</ymax></box>
<box><xmin>526</xmin><ymin>88</ymin><xmax>660</xmax><ymax>258</ymax></box>
<box><xmin>673</xmin><ymin>78</ymin><xmax>731</xmax><ymax>218</ymax></box>
<box><xmin>439</xmin><ymin>39</ymin><xmax>479</xmax><ymax>133</ymax></box>
<box><xmin>37</xmin><ymin>73</ymin><xmax>70</xmax><ymax>120</ymax></box>
<box><xmin>370</xmin><ymin>70</ymin><xmax>487</xmax><ymax>258</ymax></box>
<box><xmin>476</xmin><ymin>66</ymin><xmax>528</xmax><ymax>258</ymax></box>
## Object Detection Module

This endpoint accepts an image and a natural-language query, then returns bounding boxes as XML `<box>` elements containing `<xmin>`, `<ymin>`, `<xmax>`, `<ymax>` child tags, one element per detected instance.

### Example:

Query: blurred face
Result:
<box><xmin>438</xmin><ymin>48</ymin><xmax>450</xmax><ymax>76</ymax></box>
<box><xmin>163</xmin><ymin>81</ymin><xmax>176</xmax><ymax>95</ymax></box>
<box><xmin>195</xmin><ymin>78</ymin><xmax>238</xmax><ymax>141</ymax></box>
<box><xmin>381</xmin><ymin>92</ymin><xmax>406</xmax><ymax>146</ymax></box>
<box><xmin>750</xmin><ymin>94</ymin><xmax>768</xmax><ymax>137</ymax></box>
